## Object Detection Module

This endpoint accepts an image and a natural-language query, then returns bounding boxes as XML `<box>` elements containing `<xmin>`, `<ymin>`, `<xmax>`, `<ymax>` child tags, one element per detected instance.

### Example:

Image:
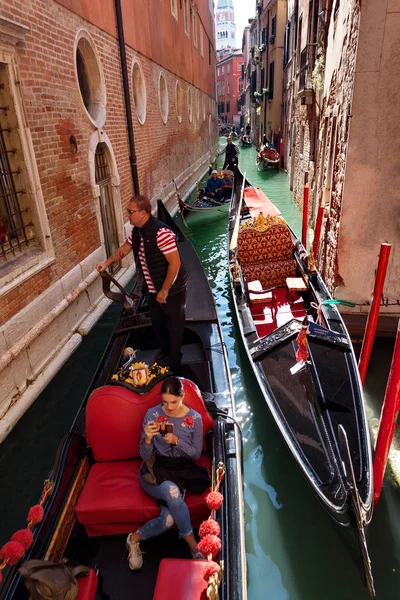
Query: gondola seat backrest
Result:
<box><xmin>86</xmin><ymin>379</ymin><xmax>214</xmax><ymax>461</ymax></box>
<box><xmin>75</xmin><ymin>378</ymin><xmax>214</xmax><ymax>536</ymax></box>
<box><xmin>237</xmin><ymin>212</ymin><xmax>296</xmax><ymax>288</ymax></box>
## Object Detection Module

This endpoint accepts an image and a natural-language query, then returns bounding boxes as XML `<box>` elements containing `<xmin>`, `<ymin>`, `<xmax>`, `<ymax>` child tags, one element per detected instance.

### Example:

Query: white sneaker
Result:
<box><xmin>126</xmin><ymin>533</ymin><xmax>143</xmax><ymax>570</ymax></box>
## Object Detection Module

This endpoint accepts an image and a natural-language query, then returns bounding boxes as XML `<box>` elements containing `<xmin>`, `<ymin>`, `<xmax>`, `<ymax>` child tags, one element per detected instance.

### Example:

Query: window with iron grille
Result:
<box><xmin>0</xmin><ymin>64</ymin><xmax>34</xmax><ymax>262</ymax></box>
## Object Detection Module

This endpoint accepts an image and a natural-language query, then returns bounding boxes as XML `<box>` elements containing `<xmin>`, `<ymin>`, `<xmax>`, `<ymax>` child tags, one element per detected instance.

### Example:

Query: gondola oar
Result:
<box><xmin>229</xmin><ymin>170</ymin><xmax>246</xmax><ymax>261</ymax></box>
<box><xmin>100</xmin><ymin>270</ymin><xmax>139</xmax><ymax>309</ymax></box>
<box><xmin>173</xmin><ymin>178</ymin><xmax>188</xmax><ymax>228</ymax></box>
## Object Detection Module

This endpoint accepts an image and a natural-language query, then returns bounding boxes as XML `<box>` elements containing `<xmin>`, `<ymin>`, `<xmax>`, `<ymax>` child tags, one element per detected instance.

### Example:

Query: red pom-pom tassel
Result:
<box><xmin>206</xmin><ymin>491</ymin><xmax>224</xmax><ymax>511</ymax></box>
<box><xmin>11</xmin><ymin>529</ymin><xmax>33</xmax><ymax>550</ymax></box>
<box><xmin>0</xmin><ymin>541</ymin><xmax>25</xmax><ymax>565</ymax></box>
<box><xmin>27</xmin><ymin>505</ymin><xmax>44</xmax><ymax>524</ymax></box>
<box><xmin>203</xmin><ymin>560</ymin><xmax>220</xmax><ymax>581</ymax></box>
<box><xmin>197</xmin><ymin>534</ymin><xmax>221</xmax><ymax>560</ymax></box>
<box><xmin>199</xmin><ymin>519</ymin><xmax>220</xmax><ymax>539</ymax></box>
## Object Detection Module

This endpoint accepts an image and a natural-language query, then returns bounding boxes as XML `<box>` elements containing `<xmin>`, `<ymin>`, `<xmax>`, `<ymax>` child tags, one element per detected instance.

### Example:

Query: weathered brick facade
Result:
<box><xmin>283</xmin><ymin>0</ymin><xmax>400</xmax><ymax>332</ymax></box>
<box><xmin>0</xmin><ymin>0</ymin><xmax>218</xmax><ymax>439</ymax></box>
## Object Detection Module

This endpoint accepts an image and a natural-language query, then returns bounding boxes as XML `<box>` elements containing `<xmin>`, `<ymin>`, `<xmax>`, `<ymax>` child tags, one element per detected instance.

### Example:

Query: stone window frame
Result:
<box><xmin>158</xmin><ymin>71</ymin><xmax>169</xmax><ymax>124</ymax></box>
<box><xmin>196</xmin><ymin>89</ymin><xmax>200</xmax><ymax>122</ymax></box>
<box><xmin>193</xmin><ymin>12</ymin><xmax>198</xmax><ymax>48</ymax></box>
<box><xmin>88</xmin><ymin>130</ymin><xmax>126</xmax><ymax>258</ymax></box>
<box><xmin>200</xmin><ymin>25</ymin><xmax>204</xmax><ymax>57</ymax></box>
<box><xmin>171</xmin><ymin>0</ymin><xmax>178</xmax><ymax>21</ymax></box>
<box><xmin>175</xmin><ymin>80</ymin><xmax>182</xmax><ymax>123</ymax></box>
<box><xmin>183</xmin><ymin>0</ymin><xmax>189</xmax><ymax>36</ymax></box>
<box><xmin>131</xmin><ymin>56</ymin><xmax>147</xmax><ymax>125</ymax></box>
<box><xmin>203</xmin><ymin>94</ymin><xmax>206</xmax><ymax>121</ymax></box>
<box><xmin>73</xmin><ymin>29</ymin><xmax>107</xmax><ymax>129</ymax></box>
<box><xmin>0</xmin><ymin>43</ymin><xmax>54</xmax><ymax>298</ymax></box>
<box><xmin>187</xmin><ymin>86</ymin><xmax>193</xmax><ymax>123</ymax></box>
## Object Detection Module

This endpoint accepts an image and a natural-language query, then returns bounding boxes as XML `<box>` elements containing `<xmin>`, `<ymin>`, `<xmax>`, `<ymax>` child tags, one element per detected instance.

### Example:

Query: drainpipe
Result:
<box><xmin>115</xmin><ymin>0</ymin><xmax>140</xmax><ymax>196</ymax></box>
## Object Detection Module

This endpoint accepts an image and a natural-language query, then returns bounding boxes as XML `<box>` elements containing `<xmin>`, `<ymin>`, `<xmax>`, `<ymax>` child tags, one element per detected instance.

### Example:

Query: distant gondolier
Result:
<box><xmin>219</xmin><ymin>137</ymin><xmax>240</xmax><ymax>170</ymax></box>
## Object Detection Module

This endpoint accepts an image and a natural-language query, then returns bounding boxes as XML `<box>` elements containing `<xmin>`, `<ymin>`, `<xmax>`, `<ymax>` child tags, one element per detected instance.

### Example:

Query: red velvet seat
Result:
<box><xmin>153</xmin><ymin>559</ymin><xmax>208</xmax><ymax>600</ymax></box>
<box><xmin>76</xmin><ymin>379</ymin><xmax>214</xmax><ymax>537</ymax></box>
<box><xmin>77</xmin><ymin>568</ymin><xmax>98</xmax><ymax>600</ymax></box>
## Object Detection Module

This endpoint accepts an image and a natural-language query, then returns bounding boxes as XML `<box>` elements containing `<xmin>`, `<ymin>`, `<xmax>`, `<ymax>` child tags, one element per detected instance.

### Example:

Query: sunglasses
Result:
<box><xmin>126</xmin><ymin>208</ymin><xmax>141</xmax><ymax>215</ymax></box>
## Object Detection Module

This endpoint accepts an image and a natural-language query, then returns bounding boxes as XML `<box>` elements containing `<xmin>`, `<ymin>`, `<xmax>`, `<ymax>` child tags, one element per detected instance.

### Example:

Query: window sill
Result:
<box><xmin>0</xmin><ymin>247</ymin><xmax>55</xmax><ymax>298</ymax></box>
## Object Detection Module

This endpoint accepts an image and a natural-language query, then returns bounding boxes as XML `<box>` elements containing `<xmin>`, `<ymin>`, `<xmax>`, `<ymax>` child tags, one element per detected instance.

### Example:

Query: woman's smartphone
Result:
<box><xmin>159</xmin><ymin>422</ymin><xmax>174</xmax><ymax>436</ymax></box>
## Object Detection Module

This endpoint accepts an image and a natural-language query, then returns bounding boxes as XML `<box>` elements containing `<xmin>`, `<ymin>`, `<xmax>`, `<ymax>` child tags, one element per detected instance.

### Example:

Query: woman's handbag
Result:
<box><xmin>19</xmin><ymin>559</ymin><xmax>89</xmax><ymax>600</ymax></box>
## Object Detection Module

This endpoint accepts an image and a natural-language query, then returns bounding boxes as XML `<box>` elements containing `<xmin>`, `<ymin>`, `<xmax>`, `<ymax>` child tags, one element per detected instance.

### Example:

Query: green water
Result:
<box><xmin>0</xmin><ymin>141</ymin><xmax>399</xmax><ymax>599</ymax></box>
<box><xmin>184</xmin><ymin>140</ymin><xmax>400</xmax><ymax>599</ymax></box>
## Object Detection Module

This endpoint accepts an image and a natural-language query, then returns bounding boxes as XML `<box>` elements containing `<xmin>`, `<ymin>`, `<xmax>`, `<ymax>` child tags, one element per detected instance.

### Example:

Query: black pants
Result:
<box><xmin>223</xmin><ymin>156</ymin><xmax>238</xmax><ymax>170</ymax></box>
<box><xmin>147</xmin><ymin>288</ymin><xmax>187</xmax><ymax>374</ymax></box>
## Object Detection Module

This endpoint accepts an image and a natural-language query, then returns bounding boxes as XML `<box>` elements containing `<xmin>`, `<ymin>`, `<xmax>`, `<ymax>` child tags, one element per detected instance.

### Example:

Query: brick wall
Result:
<box><xmin>0</xmin><ymin>0</ymin><xmax>217</xmax><ymax>324</ymax></box>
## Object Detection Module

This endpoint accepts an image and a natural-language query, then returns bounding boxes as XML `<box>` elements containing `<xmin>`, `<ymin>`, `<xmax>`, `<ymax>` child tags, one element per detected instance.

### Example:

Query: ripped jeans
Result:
<box><xmin>137</xmin><ymin>474</ymin><xmax>192</xmax><ymax>540</ymax></box>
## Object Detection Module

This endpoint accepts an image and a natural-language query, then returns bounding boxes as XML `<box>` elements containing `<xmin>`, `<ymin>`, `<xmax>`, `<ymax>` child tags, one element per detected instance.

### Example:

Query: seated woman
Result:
<box><xmin>215</xmin><ymin>170</ymin><xmax>233</xmax><ymax>201</ymax></box>
<box><xmin>126</xmin><ymin>376</ymin><xmax>210</xmax><ymax>570</ymax></box>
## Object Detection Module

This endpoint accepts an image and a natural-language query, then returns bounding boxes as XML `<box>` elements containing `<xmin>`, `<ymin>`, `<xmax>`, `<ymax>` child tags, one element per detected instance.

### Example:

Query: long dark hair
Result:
<box><xmin>161</xmin><ymin>376</ymin><xmax>184</xmax><ymax>397</ymax></box>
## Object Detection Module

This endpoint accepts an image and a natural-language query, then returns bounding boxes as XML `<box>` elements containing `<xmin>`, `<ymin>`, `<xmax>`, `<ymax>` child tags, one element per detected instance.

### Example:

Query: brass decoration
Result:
<box><xmin>44</xmin><ymin>457</ymin><xmax>90</xmax><ymax>562</ymax></box>
<box><xmin>207</xmin><ymin>560</ymin><xmax>224</xmax><ymax>600</ymax></box>
<box><xmin>239</xmin><ymin>212</ymin><xmax>287</xmax><ymax>232</ymax></box>
<box><xmin>111</xmin><ymin>361</ymin><xmax>169</xmax><ymax>388</ymax></box>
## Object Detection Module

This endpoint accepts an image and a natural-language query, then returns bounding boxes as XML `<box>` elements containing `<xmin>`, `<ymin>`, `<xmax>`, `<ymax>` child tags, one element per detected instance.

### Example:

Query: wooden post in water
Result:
<box><xmin>312</xmin><ymin>205</ymin><xmax>324</xmax><ymax>261</ymax></box>
<box><xmin>302</xmin><ymin>176</ymin><xmax>309</xmax><ymax>249</ymax></box>
<box><xmin>373</xmin><ymin>319</ymin><xmax>400</xmax><ymax>506</ymax></box>
<box><xmin>358</xmin><ymin>243</ymin><xmax>391</xmax><ymax>386</ymax></box>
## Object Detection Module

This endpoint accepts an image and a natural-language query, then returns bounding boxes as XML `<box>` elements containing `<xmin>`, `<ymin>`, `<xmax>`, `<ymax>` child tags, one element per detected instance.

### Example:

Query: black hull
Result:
<box><xmin>228</xmin><ymin>169</ymin><xmax>373</xmax><ymax>535</ymax></box>
<box><xmin>1</xmin><ymin>201</ymin><xmax>246</xmax><ymax>600</ymax></box>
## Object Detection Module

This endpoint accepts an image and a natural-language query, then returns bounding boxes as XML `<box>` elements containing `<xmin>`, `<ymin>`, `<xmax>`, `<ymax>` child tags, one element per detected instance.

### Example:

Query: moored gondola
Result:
<box><xmin>0</xmin><ymin>201</ymin><xmax>246</xmax><ymax>600</ymax></box>
<box><xmin>228</xmin><ymin>169</ymin><xmax>375</xmax><ymax>596</ymax></box>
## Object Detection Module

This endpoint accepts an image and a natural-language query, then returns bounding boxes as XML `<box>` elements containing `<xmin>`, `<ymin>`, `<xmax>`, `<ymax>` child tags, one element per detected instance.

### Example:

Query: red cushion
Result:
<box><xmin>86</xmin><ymin>379</ymin><xmax>214</xmax><ymax>462</ymax></box>
<box><xmin>77</xmin><ymin>568</ymin><xmax>98</xmax><ymax>600</ymax></box>
<box><xmin>76</xmin><ymin>455</ymin><xmax>212</xmax><ymax>537</ymax></box>
<box><xmin>153</xmin><ymin>559</ymin><xmax>208</xmax><ymax>600</ymax></box>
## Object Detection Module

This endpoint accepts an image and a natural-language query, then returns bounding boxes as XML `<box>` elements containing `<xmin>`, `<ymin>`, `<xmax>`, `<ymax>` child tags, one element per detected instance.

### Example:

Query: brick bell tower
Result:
<box><xmin>215</xmin><ymin>0</ymin><xmax>236</xmax><ymax>51</ymax></box>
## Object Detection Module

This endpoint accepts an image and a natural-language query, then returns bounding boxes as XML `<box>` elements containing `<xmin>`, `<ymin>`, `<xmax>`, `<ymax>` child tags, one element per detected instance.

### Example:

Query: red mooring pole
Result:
<box><xmin>373</xmin><ymin>319</ymin><xmax>400</xmax><ymax>506</ymax></box>
<box><xmin>302</xmin><ymin>185</ymin><xmax>309</xmax><ymax>249</ymax></box>
<box><xmin>358</xmin><ymin>243</ymin><xmax>392</xmax><ymax>386</ymax></box>
<box><xmin>312</xmin><ymin>205</ymin><xmax>324</xmax><ymax>260</ymax></box>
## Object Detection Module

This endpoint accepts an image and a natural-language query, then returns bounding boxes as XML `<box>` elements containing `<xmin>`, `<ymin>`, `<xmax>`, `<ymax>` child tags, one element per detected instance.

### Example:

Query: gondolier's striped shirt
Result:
<box><xmin>126</xmin><ymin>228</ymin><xmax>177</xmax><ymax>293</ymax></box>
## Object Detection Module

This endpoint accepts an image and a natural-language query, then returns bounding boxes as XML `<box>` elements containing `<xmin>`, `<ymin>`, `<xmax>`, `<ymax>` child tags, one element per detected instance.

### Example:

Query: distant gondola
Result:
<box><xmin>256</xmin><ymin>142</ymin><xmax>280</xmax><ymax>170</ymax></box>
<box><xmin>176</xmin><ymin>173</ymin><xmax>232</xmax><ymax>225</ymax></box>
<box><xmin>0</xmin><ymin>201</ymin><xmax>247</xmax><ymax>600</ymax></box>
<box><xmin>228</xmin><ymin>168</ymin><xmax>375</xmax><ymax>597</ymax></box>
<box><xmin>239</xmin><ymin>135</ymin><xmax>252</xmax><ymax>147</ymax></box>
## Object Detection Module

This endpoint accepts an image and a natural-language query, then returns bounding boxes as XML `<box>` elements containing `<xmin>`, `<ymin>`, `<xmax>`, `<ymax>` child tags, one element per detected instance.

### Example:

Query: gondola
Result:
<box><xmin>228</xmin><ymin>169</ymin><xmax>375</xmax><ymax>596</ymax></box>
<box><xmin>255</xmin><ymin>142</ymin><xmax>280</xmax><ymax>170</ymax></box>
<box><xmin>239</xmin><ymin>135</ymin><xmax>252</xmax><ymax>147</ymax></box>
<box><xmin>176</xmin><ymin>175</ymin><xmax>231</xmax><ymax>225</ymax></box>
<box><xmin>0</xmin><ymin>201</ymin><xmax>246</xmax><ymax>600</ymax></box>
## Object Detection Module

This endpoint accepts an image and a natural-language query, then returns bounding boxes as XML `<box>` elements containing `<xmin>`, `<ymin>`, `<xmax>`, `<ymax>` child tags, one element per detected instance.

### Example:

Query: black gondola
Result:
<box><xmin>228</xmin><ymin>169</ymin><xmax>375</xmax><ymax>596</ymax></box>
<box><xmin>0</xmin><ymin>201</ymin><xmax>246</xmax><ymax>600</ymax></box>
<box><xmin>175</xmin><ymin>176</ymin><xmax>231</xmax><ymax>224</ymax></box>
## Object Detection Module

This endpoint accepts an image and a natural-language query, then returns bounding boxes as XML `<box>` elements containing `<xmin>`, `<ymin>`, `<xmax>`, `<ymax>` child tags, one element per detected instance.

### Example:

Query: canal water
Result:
<box><xmin>0</xmin><ymin>140</ymin><xmax>399</xmax><ymax>599</ymax></box>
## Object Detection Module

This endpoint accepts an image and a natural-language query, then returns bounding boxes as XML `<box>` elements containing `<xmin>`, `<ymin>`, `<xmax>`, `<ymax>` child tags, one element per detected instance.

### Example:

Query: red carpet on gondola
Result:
<box><xmin>250</xmin><ymin>287</ymin><xmax>306</xmax><ymax>337</ymax></box>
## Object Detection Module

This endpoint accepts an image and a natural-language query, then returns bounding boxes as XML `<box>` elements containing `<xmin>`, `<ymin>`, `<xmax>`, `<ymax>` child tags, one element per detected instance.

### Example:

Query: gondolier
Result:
<box><xmin>219</xmin><ymin>136</ymin><xmax>240</xmax><ymax>170</ymax></box>
<box><xmin>96</xmin><ymin>195</ymin><xmax>187</xmax><ymax>374</ymax></box>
